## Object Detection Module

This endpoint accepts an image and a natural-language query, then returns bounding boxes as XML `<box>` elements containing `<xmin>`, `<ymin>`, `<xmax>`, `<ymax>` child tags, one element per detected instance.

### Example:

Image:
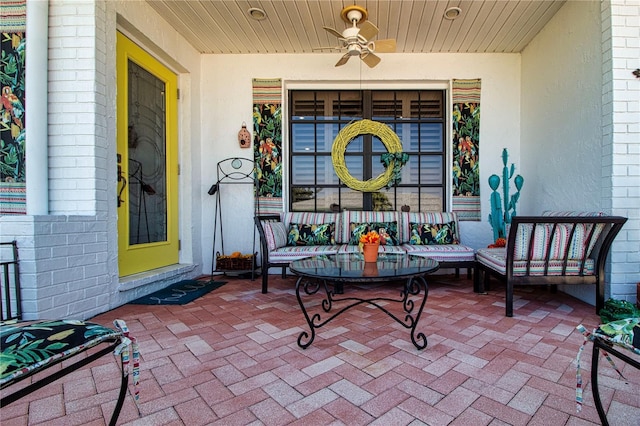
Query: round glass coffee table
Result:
<box><xmin>289</xmin><ymin>253</ymin><xmax>439</xmax><ymax>350</ymax></box>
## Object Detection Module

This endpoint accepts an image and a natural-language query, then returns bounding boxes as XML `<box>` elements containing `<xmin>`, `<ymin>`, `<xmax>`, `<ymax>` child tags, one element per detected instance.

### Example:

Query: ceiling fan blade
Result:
<box><xmin>323</xmin><ymin>26</ymin><xmax>344</xmax><ymax>39</ymax></box>
<box><xmin>335</xmin><ymin>53</ymin><xmax>351</xmax><ymax>67</ymax></box>
<box><xmin>358</xmin><ymin>21</ymin><xmax>379</xmax><ymax>41</ymax></box>
<box><xmin>374</xmin><ymin>39</ymin><xmax>396</xmax><ymax>53</ymax></box>
<box><xmin>361</xmin><ymin>52</ymin><xmax>381</xmax><ymax>68</ymax></box>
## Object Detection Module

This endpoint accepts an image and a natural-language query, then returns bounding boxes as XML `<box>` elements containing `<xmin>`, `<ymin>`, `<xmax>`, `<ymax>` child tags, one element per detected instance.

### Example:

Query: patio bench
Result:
<box><xmin>474</xmin><ymin>213</ymin><xmax>627</xmax><ymax>317</ymax></box>
<box><xmin>255</xmin><ymin>210</ymin><xmax>475</xmax><ymax>293</ymax></box>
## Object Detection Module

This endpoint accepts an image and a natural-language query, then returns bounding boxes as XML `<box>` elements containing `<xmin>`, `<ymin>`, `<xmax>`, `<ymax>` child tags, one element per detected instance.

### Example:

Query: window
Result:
<box><xmin>289</xmin><ymin>90</ymin><xmax>446</xmax><ymax>212</ymax></box>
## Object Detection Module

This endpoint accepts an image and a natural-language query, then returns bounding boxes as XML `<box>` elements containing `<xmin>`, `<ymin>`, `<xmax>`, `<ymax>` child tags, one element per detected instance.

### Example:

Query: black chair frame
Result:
<box><xmin>254</xmin><ymin>215</ymin><xmax>289</xmax><ymax>293</ymax></box>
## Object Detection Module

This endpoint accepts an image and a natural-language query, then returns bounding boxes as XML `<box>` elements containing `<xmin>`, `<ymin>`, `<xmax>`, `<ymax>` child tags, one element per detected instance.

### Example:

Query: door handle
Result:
<box><xmin>117</xmin><ymin>157</ymin><xmax>127</xmax><ymax>208</ymax></box>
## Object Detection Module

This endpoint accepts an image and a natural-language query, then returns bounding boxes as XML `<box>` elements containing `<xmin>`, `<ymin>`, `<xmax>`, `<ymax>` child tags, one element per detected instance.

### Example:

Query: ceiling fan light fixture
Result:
<box><xmin>444</xmin><ymin>7</ymin><xmax>462</xmax><ymax>20</ymax></box>
<box><xmin>247</xmin><ymin>7</ymin><xmax>267</xmax><ymax>21</ymax></box>
<box><xmin>341</xmin><ymin>5</ymin><xmax>368</xmax><ymax>24</ymax></box>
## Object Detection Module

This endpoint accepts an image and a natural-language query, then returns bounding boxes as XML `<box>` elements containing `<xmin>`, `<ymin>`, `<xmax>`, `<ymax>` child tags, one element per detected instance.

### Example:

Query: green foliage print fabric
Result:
<box><xmin>254</xmin><ymin>103</ymin><xmax>282</xmax><ymax>197</ymax></box>
<box><xmin>349</xmin><ymin>222</ymin><xmax>399</xmax><ymax>246</ymax></box>
<box><xmin>409</xmin><ymin>221</ymin><xmax>459</xmax><ymax>245</ymax></box>
<box><xmin>596</xmin><ymin>317</ymin><xmax>640</xmax><ymax>353</ymax></box>
<box><xmin>0</xmin><ymin>319</ymin><xmax>121</xmax><ymax>385</ymax></box>
<box><xmin>1</xmin><ymin>31</ymin><xmax>26</xmax><ymax>183</ymax></box>
<box><xmin>287</xmin><ymin>223</ymin><xmax>335</xmax><ymax>246</ymax></box>
<box><xmin>452</xmin><ymin>102</ymin><xmax>480</xmax><ymax>197</ymax></box>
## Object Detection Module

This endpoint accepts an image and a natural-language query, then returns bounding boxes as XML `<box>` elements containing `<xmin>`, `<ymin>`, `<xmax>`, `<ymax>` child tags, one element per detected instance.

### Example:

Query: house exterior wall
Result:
<box><xmin>603</xmin><ymin>0</ymin><xmax>640</xmax><ymax>302</ymax></box>
<box><xmin>0</xmin><ymin>0</ymin><xmax>636</xmax><ymax>319</ymax></box>
<box><xmin>521</xmin><ymin>0</ymin><xmax>639</xmax><ymax>305</ymax></box>
<box><xmin>199</xmin><ymin>52</ymin><xmax>521</xmax><ymax>271</ymax></box>
<box><xmin>0</xmin><ymin>0</ymin><xmax>204</xmax><ymax>320</ymax></box>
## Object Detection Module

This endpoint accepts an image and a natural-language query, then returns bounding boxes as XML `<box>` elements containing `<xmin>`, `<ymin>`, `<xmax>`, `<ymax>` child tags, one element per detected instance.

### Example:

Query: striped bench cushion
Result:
<box><xmin>268</xmin><ymin>245</ymin><xmax>340</xmax><ymax>262</ymax></box>
<box><xmin>338</xmin><ymin>244</ymin><xmax>406</xmax><ymax>254</ymax></box>
<box><xmin>476</xmin><ymin>248</ymin><xmax>595</xmax><ymax>276</ymax></box>
<box><xmin>401</xmin><ymin>243</ymin><xmax>475</xmax><ymax>262</ymax></box>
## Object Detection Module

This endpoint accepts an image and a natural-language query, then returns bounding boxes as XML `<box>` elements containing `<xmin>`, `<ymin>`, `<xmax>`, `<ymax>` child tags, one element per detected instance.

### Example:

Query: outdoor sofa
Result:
<box><xmin>255</xmin><ymin>210</ymin><xmax>475</xmax><ymax>293</ymax></box>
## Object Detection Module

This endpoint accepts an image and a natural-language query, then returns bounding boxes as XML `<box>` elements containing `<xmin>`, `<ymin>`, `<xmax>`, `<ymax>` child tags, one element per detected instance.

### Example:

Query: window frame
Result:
<box><xmin>288</xmin><ymin>89</ymin><xmax>447</xmax><ymax>213</ymax></box>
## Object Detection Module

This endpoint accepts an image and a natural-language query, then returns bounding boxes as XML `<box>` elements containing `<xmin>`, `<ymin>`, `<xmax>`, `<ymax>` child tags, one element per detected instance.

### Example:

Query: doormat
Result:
<box><xmin>128</xmin><ymin>280</ymin><xmax>226</xmax><ymax>305</ymax></box>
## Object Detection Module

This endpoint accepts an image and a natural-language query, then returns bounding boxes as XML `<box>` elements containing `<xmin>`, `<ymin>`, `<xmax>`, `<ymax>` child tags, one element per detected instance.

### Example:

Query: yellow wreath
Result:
<box><xmin>331</xmin><ymin>119</ymin><xmax>403</xmax><ymax>192</ymax></box>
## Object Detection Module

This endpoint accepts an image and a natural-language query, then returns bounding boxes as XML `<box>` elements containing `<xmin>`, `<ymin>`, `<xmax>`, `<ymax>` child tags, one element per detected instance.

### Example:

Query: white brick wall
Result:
<box><xmin>603</xmin><ymin>0</ymin><xmax>640</xmax><ymax>302</ymax></box>
<box><xmin>0</xmin><ymin>1</ymin><xmax>117</xmax><ymax>320</ymax></box>
<box><xmin>0</xmin><ymin>214</ymin><xmax>111</xmax><ymax>319</ymax></box>
<box><xmin>48</xmin><ymin>0</ymin><xmax>102</xmax><ymax>216</ymax></box>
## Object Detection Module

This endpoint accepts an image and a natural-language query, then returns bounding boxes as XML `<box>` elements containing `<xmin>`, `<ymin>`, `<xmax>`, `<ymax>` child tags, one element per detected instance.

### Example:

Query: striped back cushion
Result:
<box><xmin>542</xmin><ymin>211</ymin><xmax>605</xmax><ymax>217</ymax></box>
<box><xmin>541</xmin><ymin>211</ymin><xmax>605</xmax><ymax>257</ymax></box>
<box><xmin>400</xmin><ymin>212</ymin><xmax>460</xmax><ymax>244</ymax></box>
<box><xmin>338</xmin><ymin>211</ymin><xmax>401</xmax><ymax>244</ymax></box>
<box><xmin>261</xmin><ymin>221</ymin><xmax>288</xmax><ymax>251</ymax></box>
<box><xmin>513</xmin><ymin>221</ymin><xmax>605</xmax><ymax>261</ymax></box>
<box><xmin>256</xmin><ymin>197</ymin><xmax>284</xmax><ymax>214</ymax></box>
<box><xmin>283</xmin><ymin>212</ymin><xmax>340</xmax><ymax>242</ymax></box>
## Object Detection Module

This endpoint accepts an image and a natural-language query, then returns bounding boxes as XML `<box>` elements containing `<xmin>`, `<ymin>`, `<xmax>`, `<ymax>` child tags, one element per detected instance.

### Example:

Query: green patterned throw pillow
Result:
<box><xmin>409</xmin><ymin>221</ymin><xmax>459</xmax><ymax>245</ymax></box>
<box><xmin>288</xmin><ymin>223</ymin><xmax>335</xmax><ymax>246</ymax></box>
<box><xmin>349</xmin><ymin>222</ymin><xmax>399</xmax><ymax>246</ymax></box>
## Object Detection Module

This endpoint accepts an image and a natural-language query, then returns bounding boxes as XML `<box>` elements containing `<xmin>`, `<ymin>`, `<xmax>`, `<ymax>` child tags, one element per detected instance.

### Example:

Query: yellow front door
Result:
<box><xmin>116</xmin><ymin>32</ymin><xmax>179</xmax><ymax>277</ymax></box>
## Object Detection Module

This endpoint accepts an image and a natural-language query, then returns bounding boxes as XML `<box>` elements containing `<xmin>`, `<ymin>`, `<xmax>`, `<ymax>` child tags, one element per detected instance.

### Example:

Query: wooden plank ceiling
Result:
<box><xmin>145</xmin><ymin>0</ymin><xmax>566</xmax><ymax>55</ymax></box>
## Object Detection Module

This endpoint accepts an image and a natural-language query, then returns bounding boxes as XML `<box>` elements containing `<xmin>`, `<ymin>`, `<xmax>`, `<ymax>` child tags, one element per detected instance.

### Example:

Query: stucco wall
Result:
<box><xmin>520</xmin><ymin>1</ymin><xmax>603</xmax><ymax>214</ymax></box>
<box><xmin>199</xmin><ymin>53</ymin><xmax>522</xmax><ymax>270</ymax></box>
<box><xmin>521</xmin><ymin>0</ymin><xmax>640</xmax><ymax>304</ymax></box>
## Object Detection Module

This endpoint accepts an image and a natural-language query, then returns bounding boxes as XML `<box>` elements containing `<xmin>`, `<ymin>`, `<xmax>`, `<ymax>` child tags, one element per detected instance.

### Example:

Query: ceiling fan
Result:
<box><xmin>315</xmin><ymin>5</ymin><xmax>396</xmax><ymax>68</ymax></box>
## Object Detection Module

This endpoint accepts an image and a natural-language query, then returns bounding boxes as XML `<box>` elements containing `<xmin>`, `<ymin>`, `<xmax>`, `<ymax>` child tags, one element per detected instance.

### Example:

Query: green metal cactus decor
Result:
<box><xmin>488</xmin><ymin>149</ymin><xmax>524</xmax><ymax>241</ymax></box>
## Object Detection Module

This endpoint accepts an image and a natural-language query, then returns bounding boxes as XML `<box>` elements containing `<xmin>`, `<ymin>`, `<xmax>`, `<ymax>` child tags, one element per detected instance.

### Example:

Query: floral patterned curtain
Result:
<box><xmin>0</xmin><ymin>0</ymin><xmax>26</xmax><ymax>214</ymax></box>
<box><xmin>452</xmin><ymin>79</ymin><xmax>481</xmax><ymax>221</ymax></box>
<box><xmin>252</xmin><ymin>78</ymin><xmax>283</xmax><ymax>214</ymax></box>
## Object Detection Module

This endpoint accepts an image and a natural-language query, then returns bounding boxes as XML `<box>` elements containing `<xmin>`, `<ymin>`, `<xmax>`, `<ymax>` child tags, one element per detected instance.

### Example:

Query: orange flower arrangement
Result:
<box><xmin>487</xmin><ymin>237</ymin><xmax>507</xmax><ymax>248</ymax></box>
<box><xmin>359</xmin><ymin>230</ymin><xmax>380</xmax><ymax>244</ymax></box>
<box><xmin>359</xmin><ymin>230</ymin><xmax>380</xmax><ymax>253</ymax></box>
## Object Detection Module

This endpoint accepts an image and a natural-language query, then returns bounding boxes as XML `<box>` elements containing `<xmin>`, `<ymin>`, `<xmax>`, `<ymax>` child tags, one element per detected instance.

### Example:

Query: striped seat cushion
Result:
<box><xmin>338</xmin><ymin>244</ymin><xmax>405</xmax><ymax>254</ymax></box>
<box><xmin>268</xmin><ymin>245</ymin><xmax>340</xmax><ymax>262</ymax></box>
<box><xmin>289</xmin><ymin>255</ymin><xmax>334</xmax><ymax>269</ymax></box>
<box><xmin>401</xmin><ymin>243</ymin><xmax>475</xmax><ymax>262</ymax></box>
<box><xmin>476</xmin><ymin>248</ymin><xmax>595</xmax><ymax>276</ymax></box>
<box><xmin>400</xmin><ymin>212</ymin><xmax>460</xmax><ymax>244</ymax></box>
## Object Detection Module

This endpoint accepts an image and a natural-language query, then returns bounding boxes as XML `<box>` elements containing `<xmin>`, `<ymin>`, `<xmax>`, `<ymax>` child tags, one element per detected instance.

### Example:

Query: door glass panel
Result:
<box><xmin>127</xmin><ymin>60</ymin><xmax>167</xmax><ymax>245</ymax></box>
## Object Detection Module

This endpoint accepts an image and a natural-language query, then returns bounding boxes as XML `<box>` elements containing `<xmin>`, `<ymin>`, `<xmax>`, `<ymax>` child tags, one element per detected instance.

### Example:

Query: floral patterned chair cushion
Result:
<box><xmin>0</xmin><ymin>319</ymin><xmax>126</xmax><ymax>385</ymax></box>
<box><xmin>575</xmin><ymin>317</ymin><xmax>640</xmax><ymax>415</ymax></box>
<box><xmin>0</xmin><ymin>318</ymin><xmax>139</xmax><ymax>424</ymax></box>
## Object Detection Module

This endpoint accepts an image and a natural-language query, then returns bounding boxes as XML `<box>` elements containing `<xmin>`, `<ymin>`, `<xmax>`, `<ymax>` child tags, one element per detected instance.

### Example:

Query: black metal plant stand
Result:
<box><xmin>209</xmin><ymin>157</ymin><xmax>259</xmax><ymax>279</ymax></box>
